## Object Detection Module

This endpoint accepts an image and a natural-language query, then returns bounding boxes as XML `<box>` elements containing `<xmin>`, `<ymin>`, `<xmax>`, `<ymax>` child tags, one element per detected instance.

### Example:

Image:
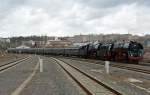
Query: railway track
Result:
<box><xmin>110</xmin><ymin>64</ymin><xmax>150</xmax><ymax>74</ymax></box>
<box><xmin>0</xmin><ymin>57</ymin><xmax>29</xmax><ymax>72</ymax></box>
<box><xmin>61</xmin><ymin>57</ymin><xmax>150</xmax><ymax>75</ymax></box>
<box><xmin>52</xmin><ymin>57</ymin><xmax>122</xmax><ymax>95</ymax></box>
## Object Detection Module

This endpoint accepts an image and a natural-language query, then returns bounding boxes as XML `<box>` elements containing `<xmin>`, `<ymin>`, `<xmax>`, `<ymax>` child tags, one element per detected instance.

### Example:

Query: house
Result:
<box><xmin>16</xmin><ymin>45</ymin><xmax>30</xmax><ymax>49</ymax></box>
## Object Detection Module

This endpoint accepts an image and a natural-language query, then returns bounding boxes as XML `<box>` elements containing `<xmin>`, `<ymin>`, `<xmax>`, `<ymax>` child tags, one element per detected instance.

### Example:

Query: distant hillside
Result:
<box><xmin>9</xmin><ymin>36</ymin><xmax>47</xmax><ymax>48</ymax></box>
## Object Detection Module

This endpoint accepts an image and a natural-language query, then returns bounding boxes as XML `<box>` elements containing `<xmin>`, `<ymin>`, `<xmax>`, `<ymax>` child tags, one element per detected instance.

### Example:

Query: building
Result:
<box><xmin>45</xmin><ymin>40</ymin><xmax>72</xmax><ymax>48</ymax></box>
<box><xmin>74</xmin><ymin>35</ymin><xmax>103</xmax><ymax>43</ymax></box>
<box><xmin>22</xmin><ymin>40</ymin><xmax>35</xmax><ymax>47</ymax></box>
<box><xmin>16</xmin><ymin>45</ymin><xmax>30</xmax><ymax>49</ymax></box>
<box><xmin>45</xmin><ymin>37</ymin><xmax>73</xmax><ymax>48</ymax></box>
<box><xmin>47</xmin><ymin>36</ymin><xmax>56</xmax><ymax>40</ymax></box>
<box><xmin>74</xmin><ymin>35</ymin><xmax>87</xmax><ymax>43</ymax></box>
<box><xmin>34</xmin><ymin>41</ymin><xmax>46</xmax><ymax>48</ymax></box>
<box><xmin>0</xmin><ymin>38</ymin><xmax>10</xmax><ymax>43</ymax></box>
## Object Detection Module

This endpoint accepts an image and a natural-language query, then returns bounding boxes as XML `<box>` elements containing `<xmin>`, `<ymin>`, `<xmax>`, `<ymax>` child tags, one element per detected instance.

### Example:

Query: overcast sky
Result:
<box><xmin>0</xmin><ymin>0</ymin><xmax>150</xmax><ymax>37</ymax></box>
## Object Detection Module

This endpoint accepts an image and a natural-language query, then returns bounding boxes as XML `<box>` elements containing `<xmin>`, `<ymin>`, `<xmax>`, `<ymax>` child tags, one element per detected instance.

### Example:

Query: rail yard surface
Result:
<box><xmin>0</xmin><ymin>54</ymin><xmax>149</xmax><ymax>95</ymax></box>
<box><xmin>0</xmin><ymin>54</ymin><xmax>25</xmax><ymax>63</ymax></box>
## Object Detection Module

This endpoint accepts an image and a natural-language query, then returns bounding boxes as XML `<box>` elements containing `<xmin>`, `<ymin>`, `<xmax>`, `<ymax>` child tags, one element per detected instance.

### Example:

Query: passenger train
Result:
<box><xmin>7</xmin><ymin>41</ymin><xmax>144</xmax><ymax>64</ymax></box>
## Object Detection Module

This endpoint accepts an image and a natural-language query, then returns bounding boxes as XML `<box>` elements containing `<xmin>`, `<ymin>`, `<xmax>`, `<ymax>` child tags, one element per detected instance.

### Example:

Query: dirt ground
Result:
<box><xmin>0</xmin><ymin>54</ymin><xmax>19</xmax><ymax>63</ymax></box>
<box><xmin>143</xmin><ymin>52</ymin><xmax>150</xmax><ymax>63</ymax></box>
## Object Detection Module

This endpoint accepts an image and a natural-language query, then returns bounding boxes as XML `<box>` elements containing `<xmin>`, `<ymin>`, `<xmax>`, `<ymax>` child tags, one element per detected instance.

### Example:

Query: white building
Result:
<box><xmin>0</xmin><ymin>38</ymin><xmax>10</xmax><ymax>43</ymax></box>
<box><xmin>16</xmin><ymin>45</ymin><xmax>30</xmax><ymax>49</ymax></box>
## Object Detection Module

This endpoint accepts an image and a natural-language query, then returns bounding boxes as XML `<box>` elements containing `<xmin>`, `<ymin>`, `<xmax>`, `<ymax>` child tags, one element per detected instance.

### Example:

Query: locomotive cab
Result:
<box><xmin>128</xmin><ymin>41</ymin><xmax>144</xmax><ymax>62</ymax></box>
<box><xmin>113</xmin><ymin>41</ymin><xmax>144</xmax><ymax>63</ymax></box>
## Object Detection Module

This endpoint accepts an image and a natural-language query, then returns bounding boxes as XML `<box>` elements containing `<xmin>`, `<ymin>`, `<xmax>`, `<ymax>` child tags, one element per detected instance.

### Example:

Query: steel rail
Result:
<box><xmin>64</xmin><ymin>57</ymin><xmax>150</xmax><ymax>74</ymax></box>
<box><xmin>52</xmin><ymin>57</ymin><xmax>122</xmax><ymax>95</ymax></box>
<box><xmin>0</xmin><ymin>57</ymin><xmax>30</xmax><ymax>72</ymax></box>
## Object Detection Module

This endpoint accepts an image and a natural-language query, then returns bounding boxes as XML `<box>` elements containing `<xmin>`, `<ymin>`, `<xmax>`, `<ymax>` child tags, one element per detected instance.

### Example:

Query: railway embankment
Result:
<box><xmin>0</xmin><ymin>54</ymin><xmax>26</xmax><ymax>65</ymax></box>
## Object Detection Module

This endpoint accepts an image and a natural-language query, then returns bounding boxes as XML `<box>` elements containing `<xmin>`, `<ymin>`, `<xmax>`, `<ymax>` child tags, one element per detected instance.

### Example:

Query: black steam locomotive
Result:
<box><xmin>7</xmin><ymin>41</ymin><xmax>144</xmax><ymax>63</ymax></box>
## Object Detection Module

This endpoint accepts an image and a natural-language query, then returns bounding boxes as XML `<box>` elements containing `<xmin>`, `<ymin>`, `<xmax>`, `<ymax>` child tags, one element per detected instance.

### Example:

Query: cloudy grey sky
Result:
<box><xmin>0</xmin><ymin>0</ymin><xmax>150</xmax><ymax>37</ymax></box>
